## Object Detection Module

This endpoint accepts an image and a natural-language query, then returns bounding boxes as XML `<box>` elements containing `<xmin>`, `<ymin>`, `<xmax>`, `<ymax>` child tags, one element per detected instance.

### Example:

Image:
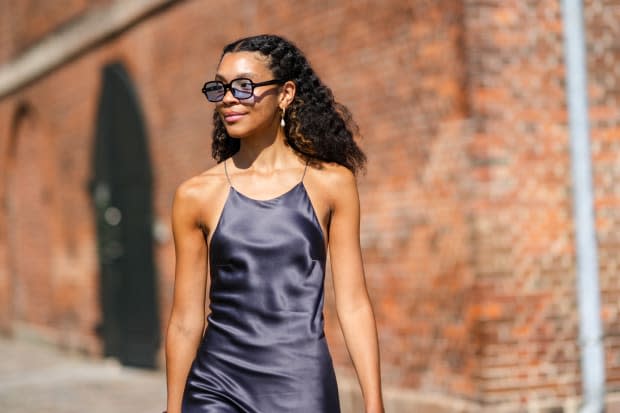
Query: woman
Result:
<box><xmin>165</xmin><ymin>34</ymin><xmax>383</xmax><ymax>413</ymax></box>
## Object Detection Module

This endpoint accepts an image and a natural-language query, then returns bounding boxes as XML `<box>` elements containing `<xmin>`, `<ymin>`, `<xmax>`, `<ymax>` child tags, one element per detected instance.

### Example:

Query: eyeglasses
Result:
<box><xmin>201</xmin><ymin>77</ymin><xmax>284</xmax><ymax>102</ymax></box>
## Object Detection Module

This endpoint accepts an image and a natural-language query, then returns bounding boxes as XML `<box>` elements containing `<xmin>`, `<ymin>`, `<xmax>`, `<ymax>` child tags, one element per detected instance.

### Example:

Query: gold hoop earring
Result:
<box><xmin>280</xmin><ymin>107</ymin><xmax>286</xmax><ymax>128</ymax></box>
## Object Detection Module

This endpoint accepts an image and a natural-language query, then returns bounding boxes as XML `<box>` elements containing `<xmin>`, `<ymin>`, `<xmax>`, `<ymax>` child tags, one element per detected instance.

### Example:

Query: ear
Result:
<box><xmin>279</xmin><ymin>80</ymin><xmax>296</xmax><ymax>109</ymax></box>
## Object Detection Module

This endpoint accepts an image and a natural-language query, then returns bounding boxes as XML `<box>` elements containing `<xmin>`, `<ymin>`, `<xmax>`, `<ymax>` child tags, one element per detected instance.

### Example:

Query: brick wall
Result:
<box><xmin>463</xmin><ymin>0</ymin><xmax>580</xmax><ymax>408</ymax></box>
<box><xmin>462</xmin><ymin>0</ymin><xmax>620</xmax><ymax>409</ymax></box>
<box><xmin>586</xmin><ymin>0</ymin><xmax>620</xmax><ymax>393</ymax></box>
<box><xmin>1</xmin><ymin>0</ymin><xmax>620</xmax><ymax>411</ymax></box>
<box><xmin>0</xmin><ymin>102</ymin><xmax>11</xmax><ymax>331</ymax></box>
<box><xmin>0</xmin><ymin>2</ymin><xmax>14</xmax><ymax>62</ymax></box>
<box><xmin>0</xmin><ymin>0</ymin><xmax>94</xmax><ymax>60</ymax></box>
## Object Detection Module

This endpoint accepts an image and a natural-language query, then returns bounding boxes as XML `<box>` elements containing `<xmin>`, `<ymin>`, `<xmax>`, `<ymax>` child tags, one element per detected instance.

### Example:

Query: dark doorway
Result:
<box><xmin>91</xmin><ymin>62</ymin><xmax>159</xmax><ymax>368</ymax></box>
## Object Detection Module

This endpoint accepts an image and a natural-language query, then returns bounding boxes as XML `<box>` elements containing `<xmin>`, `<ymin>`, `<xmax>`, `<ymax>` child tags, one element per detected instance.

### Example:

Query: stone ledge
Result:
<box><xmin>0</xmin><ymin>0</ymin><xmax>177</xmax><ymax>97</ymax></box>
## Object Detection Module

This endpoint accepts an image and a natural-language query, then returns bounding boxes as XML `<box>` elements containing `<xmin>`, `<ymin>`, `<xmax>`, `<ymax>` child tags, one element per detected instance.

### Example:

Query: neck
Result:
<box><xmin>235</xmin><ymin>126</ymin><xmax>295</xmax><ymax>173</ymax></box>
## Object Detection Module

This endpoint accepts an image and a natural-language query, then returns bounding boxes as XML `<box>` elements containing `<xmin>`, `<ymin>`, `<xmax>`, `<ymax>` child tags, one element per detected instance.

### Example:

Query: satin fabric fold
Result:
<box><xmin>182</xmin><ymin>182</ymin><xmax>340</xmax><ymax>413</ymax></box>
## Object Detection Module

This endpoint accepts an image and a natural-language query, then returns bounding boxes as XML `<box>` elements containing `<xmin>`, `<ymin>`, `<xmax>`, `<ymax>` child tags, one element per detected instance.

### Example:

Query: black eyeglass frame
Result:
<box><xmin>201</xmin><ymin>78</ymin><xmax>285</xmax><ymax>102</ymax></box>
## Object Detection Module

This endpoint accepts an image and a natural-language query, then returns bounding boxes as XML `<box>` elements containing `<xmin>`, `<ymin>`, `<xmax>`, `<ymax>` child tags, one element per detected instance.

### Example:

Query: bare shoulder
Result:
<box><xmin>175</xmin><ymin>163</ymin><xmax>226</xmax><ymax>202</ymax></box>
<box><xmin>306</xmin><ymin>162</ymin><xmax>359</xmax><ymax>212</ymax></box>
<box><xmin>173</xmin><ymin>162</ymin><xmax>229</xmax><ymax>225</ymax></box>
<box><xmin>312</xmin><ymin>162</ymin><xmax>357</xmax><ymax>194</ymax></box>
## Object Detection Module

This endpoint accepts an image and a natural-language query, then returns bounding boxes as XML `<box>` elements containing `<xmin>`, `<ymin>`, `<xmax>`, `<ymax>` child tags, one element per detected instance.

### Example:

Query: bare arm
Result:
<box><xmin>328</xmin><ymin>170</ymin><xmax>384</xmax><ymax>413</ymax></box>
<box><xmin>165</xmin><ymin>181</ymin><xmax>208</xmax><ymax>413</ymax></box>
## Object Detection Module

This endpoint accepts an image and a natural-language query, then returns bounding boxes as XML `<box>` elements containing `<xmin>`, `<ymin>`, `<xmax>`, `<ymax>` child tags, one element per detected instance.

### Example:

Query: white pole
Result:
<box><xmin>561</xmin><ymin>1</ymin><xmax>606</xmax><ymax>412</ymax></box>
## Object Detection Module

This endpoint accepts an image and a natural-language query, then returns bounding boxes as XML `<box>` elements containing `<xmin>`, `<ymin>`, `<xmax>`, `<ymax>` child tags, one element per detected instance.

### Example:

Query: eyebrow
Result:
<box><xmin>214</xmin><ymin>72</ymin><xmax>258</xmax><ymax>81</ymax></box>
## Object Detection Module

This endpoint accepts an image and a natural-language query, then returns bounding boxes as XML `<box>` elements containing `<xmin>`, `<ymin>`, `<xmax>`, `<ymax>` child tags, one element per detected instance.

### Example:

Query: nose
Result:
<box><xmin>221</xmin><ymin>86</ymin><xmax>238</xmax><ymax>104</ymax></box>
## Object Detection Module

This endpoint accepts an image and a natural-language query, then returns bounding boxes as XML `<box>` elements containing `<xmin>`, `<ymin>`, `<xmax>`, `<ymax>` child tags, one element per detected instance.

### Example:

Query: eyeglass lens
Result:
<box><xmin>203</xmin><ymin>79</ymin><xmax>254</xmax><ymax>102</ymax></box>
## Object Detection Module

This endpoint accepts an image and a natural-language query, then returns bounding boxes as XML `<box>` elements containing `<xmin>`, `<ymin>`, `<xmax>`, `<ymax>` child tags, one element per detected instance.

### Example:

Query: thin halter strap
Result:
<box><xmin>300</xmin><ymin>160</ymin><xmax>309</xmax><ymax>183</ymax></box>
<box><xmin>223</xmin><ymin>158</ymin><xmax>233</xmax><ymax>187</ymax></box>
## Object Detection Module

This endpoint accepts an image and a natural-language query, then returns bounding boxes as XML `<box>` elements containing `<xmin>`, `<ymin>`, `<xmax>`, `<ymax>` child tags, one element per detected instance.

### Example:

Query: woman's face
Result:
<box><xmin>214</xmin><ymin>51</ymin><xmax>284</xmax><ymax>139</ymax></box>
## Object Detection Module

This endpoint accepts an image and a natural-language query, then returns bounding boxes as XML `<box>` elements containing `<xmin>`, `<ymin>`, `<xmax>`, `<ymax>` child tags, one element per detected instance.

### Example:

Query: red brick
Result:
<box><xmin>1</xmin><ymin>0</ymin><xmax>620</xmax><ymax>411</ymax></box>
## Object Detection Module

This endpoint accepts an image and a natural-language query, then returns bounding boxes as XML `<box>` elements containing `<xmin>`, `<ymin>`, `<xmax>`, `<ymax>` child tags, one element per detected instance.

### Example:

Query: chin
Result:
<box><xmin>224</xmin><ymin>125</ymin><xmax>251</xmax><ymax>139</ymax></box>
<box><xmin>223</xmin><ymin>117</ymin><xmax>275</xmax><ymax>139</ymax></box>
<box><xmin>224</xmin><ymin>123</ymin><xmax>251</xmax><ymax>139</ymax></box>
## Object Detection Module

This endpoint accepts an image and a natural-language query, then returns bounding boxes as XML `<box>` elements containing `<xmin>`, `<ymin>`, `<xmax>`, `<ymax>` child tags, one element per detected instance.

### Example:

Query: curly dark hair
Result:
<box><xmin>211</xmin><ymin>34</ymin><xmax>366</xmax><ymax>174</ymax></box>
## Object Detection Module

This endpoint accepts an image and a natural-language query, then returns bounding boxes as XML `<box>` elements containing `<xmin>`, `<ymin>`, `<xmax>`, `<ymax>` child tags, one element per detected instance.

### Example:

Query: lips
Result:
<box><xmin>222</xmin><ymin>111</ymin><xmax>246</xmax><ymax>123</ymax></box>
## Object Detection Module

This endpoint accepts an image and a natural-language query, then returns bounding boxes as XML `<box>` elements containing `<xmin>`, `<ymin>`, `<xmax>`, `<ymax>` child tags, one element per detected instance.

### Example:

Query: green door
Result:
<box><xmin>91</xmin><ymin>62</ymin><xmax>160</xmax><ymax>368</ymax></box>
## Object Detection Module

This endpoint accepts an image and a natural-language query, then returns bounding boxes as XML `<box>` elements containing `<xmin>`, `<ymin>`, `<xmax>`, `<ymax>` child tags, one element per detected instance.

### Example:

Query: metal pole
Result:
<box><xmin>561</xmin><ymin>1</ymin><xmax>606</xmax><ymax>412</ymax></box>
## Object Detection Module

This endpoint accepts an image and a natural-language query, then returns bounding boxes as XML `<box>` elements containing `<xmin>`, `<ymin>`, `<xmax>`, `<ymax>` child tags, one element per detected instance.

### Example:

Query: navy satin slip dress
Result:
<box><xmin>181</xmin><ymin>160</ymin><xmax>340</xmax><ymax>413</ymax></box>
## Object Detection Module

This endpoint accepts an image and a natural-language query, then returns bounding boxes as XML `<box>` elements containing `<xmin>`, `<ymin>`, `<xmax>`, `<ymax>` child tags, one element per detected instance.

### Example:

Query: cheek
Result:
<box><xmin>247</xmin><ymin>103</ymin><xmax>278</xmax><ymax>121</ymax></box>
<box><xmin>255</xmin><ymin>106</ymin><xmax>279</xmax><ymax>124</ymax></box>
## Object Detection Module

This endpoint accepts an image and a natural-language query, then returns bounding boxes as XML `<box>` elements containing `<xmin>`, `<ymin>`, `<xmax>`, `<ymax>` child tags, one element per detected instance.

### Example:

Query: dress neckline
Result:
<box><xmin>231</xmin><ymin>181</ymin><xmax>304</xmax><ymax>203</ymax></box>
<box><xmin>210</xmin><ymin>179</ymin><xmax>327</xmax><ymax>253</ymax></box>
<box><xmin>223</xmin><ymin>158</ymin><xmax>309</xmax><ymax>203</ymax></box>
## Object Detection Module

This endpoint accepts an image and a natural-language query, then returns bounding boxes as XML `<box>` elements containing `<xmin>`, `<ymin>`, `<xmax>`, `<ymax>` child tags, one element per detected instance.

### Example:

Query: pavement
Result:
<box><xmin>0</xmin><ymin>336</ymin><xmax>166</xmax><ymax>413</ymax></box>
